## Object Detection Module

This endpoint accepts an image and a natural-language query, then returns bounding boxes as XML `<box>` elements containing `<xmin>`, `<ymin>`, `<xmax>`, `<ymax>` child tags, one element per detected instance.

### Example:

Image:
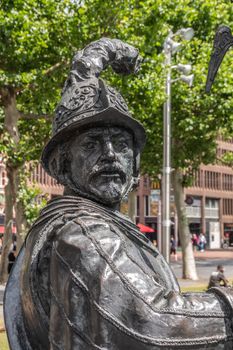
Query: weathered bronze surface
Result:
<box><xmin>4</xmin><ymin>38</ymin><xmax>233</xmax><ymax>349</ymax></box>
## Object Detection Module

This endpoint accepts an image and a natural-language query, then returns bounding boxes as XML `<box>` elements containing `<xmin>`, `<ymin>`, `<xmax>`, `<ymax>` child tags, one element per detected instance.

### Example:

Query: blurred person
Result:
<box><xmin>191</xmin><ymin>233</ymin><xmax>198</xmax><ymax>251</ymax></box>
<box><xmin>0</xmin><ymin>237</ymin><xmax>2</xmax><ymax>255</ymax></box>
<box><xmin>208</xmin><ymin>265</ymin><xmax>229</xmax><ymax>289</ymax></box>
<box><xmin>12</xmin><ymin>233</ymin><xmax>17</xmax><ymax>252</ymax></box>
<box><xmin>199</xmin><ymin>233</ymin><xmax>207</xmax><ymax>252</ymax></box>
<box><xmin>170</xmin><ymin>235</ymin><xmax>178</xmax><ymax>261</ymax></box>
<box><xmin>7</xmin><ymin>250</ymin><xmax>16</xmax><ymax>274</ymax></box>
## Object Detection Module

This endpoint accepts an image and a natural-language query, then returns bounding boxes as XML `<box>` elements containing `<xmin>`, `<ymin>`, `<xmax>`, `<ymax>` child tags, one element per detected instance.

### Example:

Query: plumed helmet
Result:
<box><xmin>41</xmin><ymin>38</ymin><xmax>146</xmax><ymax>178</ymax></box>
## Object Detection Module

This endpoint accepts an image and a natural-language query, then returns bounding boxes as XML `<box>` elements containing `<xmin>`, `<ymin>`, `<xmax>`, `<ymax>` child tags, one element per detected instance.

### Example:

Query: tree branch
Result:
<box><xmin>15</xmin><ymin>60</ymin><xmax>70</xmax><ymax>93</ymax></box>
<box><xmin>19</xmin><ymin>112</ymin><xmax>54</xmax><ymax>120</ymax></box>
<box><xmin>43</xmin><ymin>60</ymin><xmax>69</xmax><ymax>76</ymax></box>
<box><xmin>0</xmin><ymin>87</ymin><xmax>8</xmax><ymax>104</ymax></box>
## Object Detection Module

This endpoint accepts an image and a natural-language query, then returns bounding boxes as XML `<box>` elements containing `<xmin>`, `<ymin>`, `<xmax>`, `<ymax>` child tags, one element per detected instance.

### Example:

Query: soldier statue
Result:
<box><xmin>4</xmin><ymin>37</ymin><xmax>233</xmax><ymax>349</ymax></box>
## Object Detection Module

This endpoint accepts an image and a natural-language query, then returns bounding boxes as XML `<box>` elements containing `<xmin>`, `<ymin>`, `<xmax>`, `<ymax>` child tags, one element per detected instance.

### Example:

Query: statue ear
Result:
<box><xmin>48</xmin><ymin>143</ymin><xmax>72</xmax><ymax>185</ymax></box>
<box><xmin>48</xmin><ymin>148</ymin><xmax>59</xmax><ymax>180</ymax></box>
<box><xmin>50</xmin><ymin>158</ymin><xmax>58</xmax><ymax>179</ymax></box>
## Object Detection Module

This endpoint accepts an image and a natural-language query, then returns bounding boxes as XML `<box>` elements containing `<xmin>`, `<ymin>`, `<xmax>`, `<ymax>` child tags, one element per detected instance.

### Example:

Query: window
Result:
<box><xmin>136</xmin><ymin>196</ymin><xmax>140</xmax><ymax>216</ymax></box>
<box><xmin>189</xmin><ymin>196</ymin><xmax>201</xmax><ymax>207</ymax></box>
<box><xmin>143</xmin><ymin>176</ymin><xmax>149</xmax><ymax>188</ymax></box>
<box><xmin>151</xmin><ymin>181</ymin><xmax>160</xmax><ymax>189</ymax></box>
<box><xmin>205</xmin><ymin>198</ymin><xmax>219</xmax><ymax>209</ymax></box>
<box><xmin>204</xmin><ymin>171</ymin><xmax>220</xmax><ymax>190</ymax></box>
<box><xmin>223</xmin><ymin>199</ymin><xmax>233</xmax><ymax>215</ymax></box>
<box><xmin>144</xmin><ymin>195</ymin><xmax>149</xmax><ymax>216</ymax></box>
<box><xmin>223</xmin><ymin>174</ymin><xmax>233</xmax><ymax>191</ymax></box>
<box><xmin>193</xmin><ymin>170</ymin><xmax>202</xmax><ymax>187</ymax></box>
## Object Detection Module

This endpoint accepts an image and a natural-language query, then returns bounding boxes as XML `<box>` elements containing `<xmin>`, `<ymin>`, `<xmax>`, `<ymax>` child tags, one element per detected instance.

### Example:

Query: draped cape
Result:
<box><xmin>4</xmin><ymin>196</ymin><xmax>233</xmax><ymax>349</ymax></box>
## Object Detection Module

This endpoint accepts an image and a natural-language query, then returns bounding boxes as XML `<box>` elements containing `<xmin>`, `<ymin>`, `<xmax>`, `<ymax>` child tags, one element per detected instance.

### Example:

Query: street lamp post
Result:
<box><xmin>161</xmin><ymin>28</ymin><xmax>194</xmax><ymax>262</ymax></box>
<box><xmin>162</xmin><ymin>41</ymin><xmax>172</xmax><ymax>263</ymax></box>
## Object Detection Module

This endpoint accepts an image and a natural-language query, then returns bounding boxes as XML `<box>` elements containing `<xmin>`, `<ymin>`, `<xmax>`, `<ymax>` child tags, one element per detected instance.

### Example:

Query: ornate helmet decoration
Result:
<box><xmin>206</xmin><ymin>25</ymin><xmax>233</xmax><ymax>93</ymax></box>
<box><xmin>41</xmin><ymin>38</ymin><xmax>146</xmax><ymax>178</ymax></box>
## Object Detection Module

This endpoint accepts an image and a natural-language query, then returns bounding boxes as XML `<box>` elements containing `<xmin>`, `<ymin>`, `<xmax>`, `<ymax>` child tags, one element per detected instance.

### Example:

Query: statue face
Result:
<box><xmin>69</xmin><ymin>126</ymin><xmax>134</xmax><ymax>206</ymax></box>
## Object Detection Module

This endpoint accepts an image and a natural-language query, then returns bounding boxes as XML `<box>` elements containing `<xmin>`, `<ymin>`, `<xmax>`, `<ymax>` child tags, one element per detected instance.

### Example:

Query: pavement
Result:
<box><xmin>0</xmin><ymin>285</ymin><xmax>4</xmax><ymax>323</ymax></box>
<box><xmin>0</xmin><ymin>305</ymin><xmax>3</xmax><ymax>320</ymax></box>
<box><xmin>0</xmin><ymin>284</ymin><xmax>4</xmax><ymax>305</ymax></box>
<box><xmin>186</xmin><ymin>249</ymin><xmax>233</xmax><ymax>260</ymax></box>
<box><xmin>170</xmin><ymin>248</ymin><xmax>233</xmax><ymax>289</ymax></box>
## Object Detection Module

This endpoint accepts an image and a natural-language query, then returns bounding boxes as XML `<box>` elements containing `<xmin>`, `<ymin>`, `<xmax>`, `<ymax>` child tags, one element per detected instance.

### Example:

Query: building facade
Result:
<box><xmin>184</xmin><ymin>137</ymin><xmax>233</xmax><ymax>248</ymax></box>
<box><xmin>0</xmin><ymin>161</ymin><xmax>63</xmax><ymax>234</ymax></box>
<box><xmin>28</xmin><ymin>162</ymin><xmax>63</xmax><ymax>198</ymax></box>
<box><xmin>135</xmin><ymin>138</ymin><xmax>233</xmax><ymax>249</ymax></box>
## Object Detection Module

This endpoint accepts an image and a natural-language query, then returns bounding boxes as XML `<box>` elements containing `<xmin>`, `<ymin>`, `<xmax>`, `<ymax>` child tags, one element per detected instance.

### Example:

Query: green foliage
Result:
<box><xmin>17</xmin><ymin>178</ymin><xmax>47</xmax><ymax>226</ymax></box>
<box><xmin>220</xmin><ymin>150</ymin><xmax>233</xmax><ymax>167</ymax></box>
<box><xmin>1</xmin><ymin>0</ymin><xmax>233</xmax><ymax>189</ymax></box>
<box><xmin>81</xmin><ymin>0</ymin><xmax>233</xmax><ymax>181</ymax></box>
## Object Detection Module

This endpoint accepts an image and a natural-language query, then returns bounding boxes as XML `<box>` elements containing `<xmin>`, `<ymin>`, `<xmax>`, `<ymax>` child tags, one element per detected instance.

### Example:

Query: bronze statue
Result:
<box><xmin>4</xmin><ymin>38</ymin><xmax>233</xmax><ymax>349</ymax></box>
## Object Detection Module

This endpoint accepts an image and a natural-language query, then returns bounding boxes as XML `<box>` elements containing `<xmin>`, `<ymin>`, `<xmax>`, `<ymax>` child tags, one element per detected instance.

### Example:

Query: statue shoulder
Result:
<box><xmin>54</xmin><ymin>211</ymin><xmax>112</xmax><ymax>246</ymax></box>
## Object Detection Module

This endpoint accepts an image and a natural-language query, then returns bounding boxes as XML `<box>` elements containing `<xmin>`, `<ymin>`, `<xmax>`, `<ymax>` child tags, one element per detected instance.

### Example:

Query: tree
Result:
<box><xmin>0</xmin><ymin>0</ymin><xmax>96</xmax><ymax>282</ymax></box>
<box><xmin>122</xmin><ymin>0</ymin><xmax>233</xmax><ymax>279</ymax></box>
<box><xmin>1</xmin><ymin>0</ymin><xmax>233</xmax><ymax>282</ymax></box>
<box><xmin>85</xmin><ymin>0</ymin><xmax>233</xmax><ymax>279</ymax></box>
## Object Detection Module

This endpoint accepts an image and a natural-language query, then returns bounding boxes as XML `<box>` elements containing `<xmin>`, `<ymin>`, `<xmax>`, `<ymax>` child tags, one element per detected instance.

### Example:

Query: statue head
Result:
<box><xmin>64</xmin><ymin>126</ymin><xmax>134</xmax><ymax>206</ymax></box>
<box><xmin>41</xmin><ymin>38</ymin><xmax>146</xmax><ymax>206</ymax></box>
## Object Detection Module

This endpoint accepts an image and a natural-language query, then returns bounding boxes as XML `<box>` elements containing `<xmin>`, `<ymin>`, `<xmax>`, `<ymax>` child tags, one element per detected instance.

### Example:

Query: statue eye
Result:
<box><xmin>114</xmin><ymin>140</ymin><xmax>129</xmax><ymax>152</ymax></box>
<box><xmin>84</xmin><ymin>141</ymin><xmax>98</xmax><ymax>150</ymax></box>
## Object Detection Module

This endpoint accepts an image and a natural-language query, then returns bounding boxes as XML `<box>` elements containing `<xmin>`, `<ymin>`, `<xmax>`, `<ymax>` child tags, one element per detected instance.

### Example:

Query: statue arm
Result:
<box><xmin>48</xmin><ymin>220</ymin><xmax>233</xmax><ymax>349</ymax></box>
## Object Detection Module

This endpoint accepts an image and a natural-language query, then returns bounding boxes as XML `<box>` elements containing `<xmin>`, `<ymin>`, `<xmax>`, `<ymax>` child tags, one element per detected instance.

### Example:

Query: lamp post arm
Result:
<box><xmin>171</xmin><ymin>78</ymin><xmax>181</xmax><ymax>83</ymax></box>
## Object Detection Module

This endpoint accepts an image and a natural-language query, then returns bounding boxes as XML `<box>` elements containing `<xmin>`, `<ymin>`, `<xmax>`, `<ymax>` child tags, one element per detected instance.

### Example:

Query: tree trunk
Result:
<box><xmin>0</xmin><ymin>87</ymin><xmax>24</xmax><ymax>282</ymax></box>
<box><xmin>15</xmin><ymin>187</ymin><xmax>28</xmax><ymax>252</ymax></box>
<box><xmin>15</xmin><ymin>165</ymin><xmax>29</xmax><ymax>252</ymax></box>
<box><xmin>0</xmin><ymin>168</ymin><xmax>14</xmax><ymax>283</ymax></box>
<box><xmin>128</xmin><ymin>190</ymin><xmax>136</xmax><ymax>223</ymax></box>
<box><xmin>172</xmin><ymin>169</ymin><xmax>198</xmax><ymax>280</ymax></box>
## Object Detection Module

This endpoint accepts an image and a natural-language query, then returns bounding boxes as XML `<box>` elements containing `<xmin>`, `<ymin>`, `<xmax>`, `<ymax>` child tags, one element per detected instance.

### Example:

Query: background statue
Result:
<box><xmin>206</xmin><ymin>25</ymin><xmax>233</xmax><ymax>93</ymax></box>
<box><xmin>4</xmin><ymin>37</ymin><xmax>233</xmax><ymax>349</ymax></box>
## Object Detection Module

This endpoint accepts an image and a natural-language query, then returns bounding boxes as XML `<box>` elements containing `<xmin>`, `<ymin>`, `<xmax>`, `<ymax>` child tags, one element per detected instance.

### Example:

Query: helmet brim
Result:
<box><xmin>41</xmin><ymin>107</ymin><xmax>146</xmax><ymax>176</ymax></box>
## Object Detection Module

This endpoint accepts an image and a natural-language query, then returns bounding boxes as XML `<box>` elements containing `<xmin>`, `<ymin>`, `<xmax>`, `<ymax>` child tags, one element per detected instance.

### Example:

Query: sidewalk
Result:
<box><xmin>0</xmin><ymin>285</ymin><xmax>5</xmax><ymax>305</ymax></box>
<box><xmin>173</xmin><ymin>248</ymin><xmax>233</xmax><ymax>289</ymax></box>
<box><xmin>183</xmin><ymin>248</ymin><xmax>233</xmax><ymax>260</ymax></box>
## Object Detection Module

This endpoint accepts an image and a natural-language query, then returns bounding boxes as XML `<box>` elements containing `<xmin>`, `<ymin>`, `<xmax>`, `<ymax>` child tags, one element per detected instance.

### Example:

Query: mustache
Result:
<box><xmin>89</xmin><ymin>163</ymin><xmax>126</xmax><ymax>182</ymax></box>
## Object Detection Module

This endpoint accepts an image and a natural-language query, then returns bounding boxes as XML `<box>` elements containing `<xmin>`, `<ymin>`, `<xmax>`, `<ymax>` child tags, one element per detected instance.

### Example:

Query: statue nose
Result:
<box><xmin>102</xmin><ymin>141</ymin><xmax>116</xmax><ymax>160</ymax></box>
